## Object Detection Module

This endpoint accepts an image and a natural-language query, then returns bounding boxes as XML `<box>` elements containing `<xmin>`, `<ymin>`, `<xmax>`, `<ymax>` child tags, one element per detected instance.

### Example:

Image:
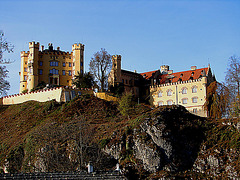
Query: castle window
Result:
<box><xmin>192</xmin><ymin>97</ymin><xmax>198</xmax><ymax>103</ymax></box>
<box><xmin>167</xmin><ymin>100</ymin><xmax>173</xmax><ymax>105</ymax></box>
<box><xmin>63</xmin><ymin>56</ymin><xmax>65</xmax><ymax>59</ymax></box>
<box><xmin>158</xmin><ymin>91</ymin><xmax>162</xmax><ymax>97</ymax></box>
<box><xmin>25</xmin><ymin>61</ymin><xmax>27</xmax><ymax>65</ymax></box>
<box><xmin>68</xmin><ymin>70</ymin><xmax>72</xmax><ymax>75</ymax></box>
<box><xmin>182</xmin><ymin>98</ymin><xmax>188</xmax><ymax>104</ymax></box>
<box><xmin>24</xmin><ymin>68</ymin><xmax>27</xmax><ymax>72</ymax></box>
<box><xmin>69</xmin><ymin>62</ymin><xmax>72</xmax><ymax>67</ymax></box>
<box><xmin>63</xmin><ymin>62</ymin><xmax>66</xmax><ymax>67</ymax></box>
<box><xmin>158</xmin><ymin>101</ymin><xmax>163</xmax><ymax>106</ymax></box>
<box><xmin>38</xmin><ymin>69</ymin><xmax>43</xmax><ymax>75</ymax></box>
<box><xmin>81</xmin><ymin>62</ymin><xmax>83</xmax><ymax>66</ymax></box>
<box><xmin>62</xmin><ymin>70</ymin><xmax>66</xmax><ymax>75</ymax></box>
<box><xmin>193</xmin><ymin>108</ymin><xmax>197</xmax><ymax>113</ymax></box>
<box><xmin>73</xmin><ymin>62</ymin><xmax>75</xmax><ymax>66</ymax></box>
<box><xmin>125</xmin><ymin>80</ymin><xmax>128</xmax><ymax>84</ymax></box>
<box><xmin>81</xmin><ymin>70</ymin><xmax>83</xmax><ymax>74</ymax></box>
<box><xmin>29</xmin><ymin>68</ymin><xmax>33</xmax><ymax>74</ymax></box>
<box><xmin>50</xmin><ymin>69</ymin><xmax>59</xmax><ymax>75</ymax></box>
<box><xmin>167</xmin><ymin>89</ymin><xmax>172</xmax><ymax>96</ymax></box>
<box><xmin>24</xmin><ymin>75</ymin><xmax>27</xmax><ymax>81</ymax></box>
<box><xmin>39</xmin><ymin>61</ymin><xmax>43</xmax><ymax>66</ymax></box>
<box><xmin>50</xmin><ymin>61</ymin><xmax>58</xmax><ymax>67</ymax></box>
<box><xmin>192</xmin><ymin>86</ymin><xmax>197</xmax><ymax>93</ymax></box>
<box><xmin>182</xmin><ymin>87</ymin><xmax>187</xmax><ymax>94</ymax></box>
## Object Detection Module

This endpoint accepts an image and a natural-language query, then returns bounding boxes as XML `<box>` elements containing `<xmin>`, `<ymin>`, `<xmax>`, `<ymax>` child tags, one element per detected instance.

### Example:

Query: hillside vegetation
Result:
<box><xmin>0</xmin><ymin>95</ymin><xmax>239</xmax><ymax>179</ymax></box>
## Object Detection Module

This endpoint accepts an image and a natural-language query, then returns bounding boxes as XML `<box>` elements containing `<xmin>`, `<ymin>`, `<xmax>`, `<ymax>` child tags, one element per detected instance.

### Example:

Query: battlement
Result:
<box><xmin>72</xmin><ymin>43</ymin><xmax>84</xmax><ymax>50</ymax></box>
<box><xmin>2</xmin><ymin>87</ymin><xmax>93</xmax><ymax>105</ymax></box>
<box><xmin>150</xmin><ymin>77</ymin><xmax>204</xmax><ymax>90</ymax></box>
<box><xmin>112</xmin><ymin>55</ymin><xmax>121</xmax><ymax>60</ymax></box>
<box><xmin>29</xmin><ymin>41</ymin><xmax>40</xmax><ymax>49</ymax></box>
<box><xmin>21</xmin><ymin>51</ymin><xmax>29</xmax><ymax>57</ymax></box>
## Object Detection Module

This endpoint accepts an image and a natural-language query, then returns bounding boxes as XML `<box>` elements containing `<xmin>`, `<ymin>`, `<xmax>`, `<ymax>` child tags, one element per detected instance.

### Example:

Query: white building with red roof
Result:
<box><xmin>108</xmin><ymin>55</ymin><xmax>215</xmax><ymax>117</ymax></box>
<box><xmin>150</xmin><ymin>65</ymin><xmax>215</xmax><ymax>117</ymax></box>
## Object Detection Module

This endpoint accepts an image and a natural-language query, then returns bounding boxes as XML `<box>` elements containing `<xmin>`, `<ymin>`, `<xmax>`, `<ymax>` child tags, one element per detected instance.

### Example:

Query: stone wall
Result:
<box><xmin>94</xmin><ymin>92</ymin><xmax>118</xmax><ymax>102</ymax></box>
<box><xmin>1</xmin><ymin>87</ymin><xmax>93</xmax><ymax>105</ymax></box>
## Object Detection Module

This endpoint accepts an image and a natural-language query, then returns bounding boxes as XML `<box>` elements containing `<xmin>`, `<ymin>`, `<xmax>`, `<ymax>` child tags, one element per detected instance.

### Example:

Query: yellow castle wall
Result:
<box><xmin>2</xmin><ymin>87</ymin><xmax>92</xmax><ymax>105</ymax></box>
<box><xmin>94</xmin><ymin>92</ymin><xmax>118</xmax><ymax>102</ymax></box>
<box><xmin>150</xmin><ymin>77</ymin><xmax>207</xmax><ymax>117</ymax></box>
<box><xmin>19</xmin><ymin>42</ymin><xmax>84</xmax><ymax>93</ymax></box>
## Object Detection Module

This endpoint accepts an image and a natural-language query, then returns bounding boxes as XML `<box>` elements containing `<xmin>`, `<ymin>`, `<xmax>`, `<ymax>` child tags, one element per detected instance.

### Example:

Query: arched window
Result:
<box><xmin>182</xmin><ymin>87</ymin><xmax>187</xmax><ymax>94</ymax></box>
<box><xmin>158</xmin><ymin>91</ymin><xmax>162</xmax><ymax>97</ymax></box>
<box><xmin>192</xmin><ymin>86</ymin><xmax>197</xmax><ymax>93</ymax></box>
<box><xmin>182</xmin><ymin>98</ymin><xmax>188</xmax><ymax>104</ymax></box>
<box><xmin>167</xmin><ymin>89</ymin><xmax>172</xmax><ymax>96</ymax></box>
<box><xmin>167</xmin><ymin>100</ymin><xmax>173</xmax><ymax>105</ymax></box>
<box><xmin>192</xmin><ymin>97</ymin><xmax>198</xmax><ymax>103</ymax></box>
<box><xmin>158</xmin><ymin>101</ymin><xmax>163</xmax><ymax>106</ymax></box>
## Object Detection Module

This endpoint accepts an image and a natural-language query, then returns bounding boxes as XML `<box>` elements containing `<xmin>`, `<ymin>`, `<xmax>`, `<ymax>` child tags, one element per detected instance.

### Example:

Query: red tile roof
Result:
<box><xmin>159</xmin><ymin>67</ymin><xmax>208</xmax><ymax>84</ymax></box>
<box><xmin>140</xmin><ymin>70</ymin><xmax>159</xmax><ymax>80</ymax></box>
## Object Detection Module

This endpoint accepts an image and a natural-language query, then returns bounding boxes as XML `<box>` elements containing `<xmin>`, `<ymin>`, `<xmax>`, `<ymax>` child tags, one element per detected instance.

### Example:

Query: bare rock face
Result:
<box><xmin>104</xmin><ymin>105</ymin><xmax>205</xmax><ymax>173</ymax></box>
<box><xmin>193</xmin><ymin>147</ymin><xmax>240</xmax><ymax>178</ymax></box>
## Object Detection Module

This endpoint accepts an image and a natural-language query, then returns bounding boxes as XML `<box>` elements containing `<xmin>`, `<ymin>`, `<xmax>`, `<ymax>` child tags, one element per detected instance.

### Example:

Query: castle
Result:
<box><xmin>2</xmin><ymin>41</ymin><xmax>216</xmax><ymax>117</ymax></box>
<box><xmin>108</xmin><ymin>56</ymin><xmax>216</xmax><ymax>117</ymax></box>
<box><xmin>19</xmin><ymin>42</ymin><xmax>84</xmax><ymax>93</ymax></box>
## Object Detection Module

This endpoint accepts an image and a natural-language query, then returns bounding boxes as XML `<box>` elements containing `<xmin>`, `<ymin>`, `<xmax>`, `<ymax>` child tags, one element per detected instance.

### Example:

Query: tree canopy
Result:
<box><xmin>72</xmin><ymin>72</ymin><xmax>94</xmax><ymax>89</ymax></box>
<box><xmin>89</xmin><ymin>48</ymin><xmax>112</xmax><ymax>92</ymax></box>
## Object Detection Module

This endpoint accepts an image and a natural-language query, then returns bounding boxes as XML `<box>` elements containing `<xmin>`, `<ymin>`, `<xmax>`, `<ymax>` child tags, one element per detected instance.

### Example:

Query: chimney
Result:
<box><xmin>191</xmin><ymin>66</ymin><xmax>197</xmax><ymax>70</ymax></box>
<box><xmin>57</xmin><ymin>47</ymin><xmax>60</xmax><ymax>51</ymax></box>
<box><xmin>41</xmin><ymin>45</ymin><xmax>44</xmax><ymax>51</ymax></box>
<box><xmin>160</xmin><ymin>65</ymin><xmax>169</xmax><ymax>74</ymax></box>
<box><xmin>134</xmin><ymin>70</ymin><xmax>137</xmax><ymax>73</ymax></box>
<box><xmin>168</xmin><ymin>70</ymin><xmax>173</xmax><ymax>75</ymax></box>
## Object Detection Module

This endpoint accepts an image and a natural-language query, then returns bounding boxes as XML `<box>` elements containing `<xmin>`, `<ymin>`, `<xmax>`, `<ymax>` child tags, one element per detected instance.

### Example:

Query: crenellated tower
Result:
<box><xmin>27</xmin><ymin>42</ymin><xmax>40</xmax><ymax>91</ymax></box>
<box><xmin>109</xmin><ymin>55</ymin><xmax>122</xmax><ymax>87</ymax></box>
<box><xmin>72</xmin><ymin>43</ymin><xmax>84</xmax><ymax>76</ymax></box>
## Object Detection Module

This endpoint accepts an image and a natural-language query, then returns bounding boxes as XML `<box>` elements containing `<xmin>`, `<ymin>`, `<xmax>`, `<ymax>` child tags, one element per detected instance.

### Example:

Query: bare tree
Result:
<box><xmin>89</xmin><ymin>48</ymin><xmax>112</xmax><ymax>92</ymax></box>
<box><xmin>0</xmin><ymin>31</ymin><xmax>14</xmax><ymax>96</ymax></box>
<box><xmin>204</xmin><ymin>81</ymin><xmax>230</xmax><ymax>119</ymax></box>
<box><xmin>0</xmin><ymin>31</ymin><xmax>14</xmax><ymax>64</ymax></box>
<box><xmin>225</xmin><ymin>55</ymin><xmax>240</xmax><ymax>117</ymax></box>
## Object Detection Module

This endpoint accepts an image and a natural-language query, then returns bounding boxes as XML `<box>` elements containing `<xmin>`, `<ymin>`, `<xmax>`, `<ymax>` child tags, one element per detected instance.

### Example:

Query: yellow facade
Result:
<box><xmin>150</xmin><ymin>77</ymin><xmax>208</xmax><ymax>117</ymax></box>
<box><xmin>19</xmin><ymin>42</ymin><xmax>84</xmax><ymax>93</ymax></box>
<box><xmin>108</xmin><ymin>55</ymin><xmax>142</xmax><ymax>97</ymax></box>
<box><xmin>94</xmin><ymin>92</ymin><xmax>118</xmax><ymax>102</ymax></box>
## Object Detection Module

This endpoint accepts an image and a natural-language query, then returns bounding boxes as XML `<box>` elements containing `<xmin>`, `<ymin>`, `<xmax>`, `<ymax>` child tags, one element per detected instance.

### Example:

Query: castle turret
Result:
<box><xmin>27</xmin><ymin>41</ymin><xmax>40</xmax><ymax>91</ymax></box>
<box><xmin>72</xmin><ymin>43</ymin><xmax>84</xmax><ymax>76</ymax></box>
<box><xmin>111</xmin><ymin>55</ymin><xmax>122</xmax><ymax>86</ymax></box>
<box><xmin>19</xmin><ymin>51</ymin><xmax>29</xmax><ymax>92</ymax></box>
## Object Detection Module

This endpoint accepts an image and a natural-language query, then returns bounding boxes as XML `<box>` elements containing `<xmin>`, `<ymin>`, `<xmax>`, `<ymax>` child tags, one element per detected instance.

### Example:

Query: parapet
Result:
<box><xmin>29</xmin><ymin>41</ymin><xmax>40</xmax><ymax>49</ymax></box>
<box><xmin>72</xmin><ymin>43</ymin><xmax>84</xmax><ymax>50</ymax></box>
<box><xmin>112</xmin><ymin>55</ymin><xmax>121</xmax><ymax>60</ymax></box>
<box><xmin>21</xmin><ymin>51</ymin><xmax>29</xmax><ymax>57</ymax></box>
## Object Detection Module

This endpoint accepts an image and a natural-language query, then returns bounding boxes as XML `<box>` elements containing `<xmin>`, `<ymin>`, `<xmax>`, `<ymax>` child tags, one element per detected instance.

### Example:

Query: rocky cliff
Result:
<box><xmin>0</xmin><ymin>95</ymin><xmax>239</xmax><ymax>179</ymax></box>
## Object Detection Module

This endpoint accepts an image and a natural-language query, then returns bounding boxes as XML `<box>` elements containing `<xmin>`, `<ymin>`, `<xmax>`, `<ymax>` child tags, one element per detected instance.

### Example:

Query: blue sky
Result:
<box><xmin>1</xmin><ymin>0</ymin><xmax>240</xmax><ymax>95</ymax></box>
